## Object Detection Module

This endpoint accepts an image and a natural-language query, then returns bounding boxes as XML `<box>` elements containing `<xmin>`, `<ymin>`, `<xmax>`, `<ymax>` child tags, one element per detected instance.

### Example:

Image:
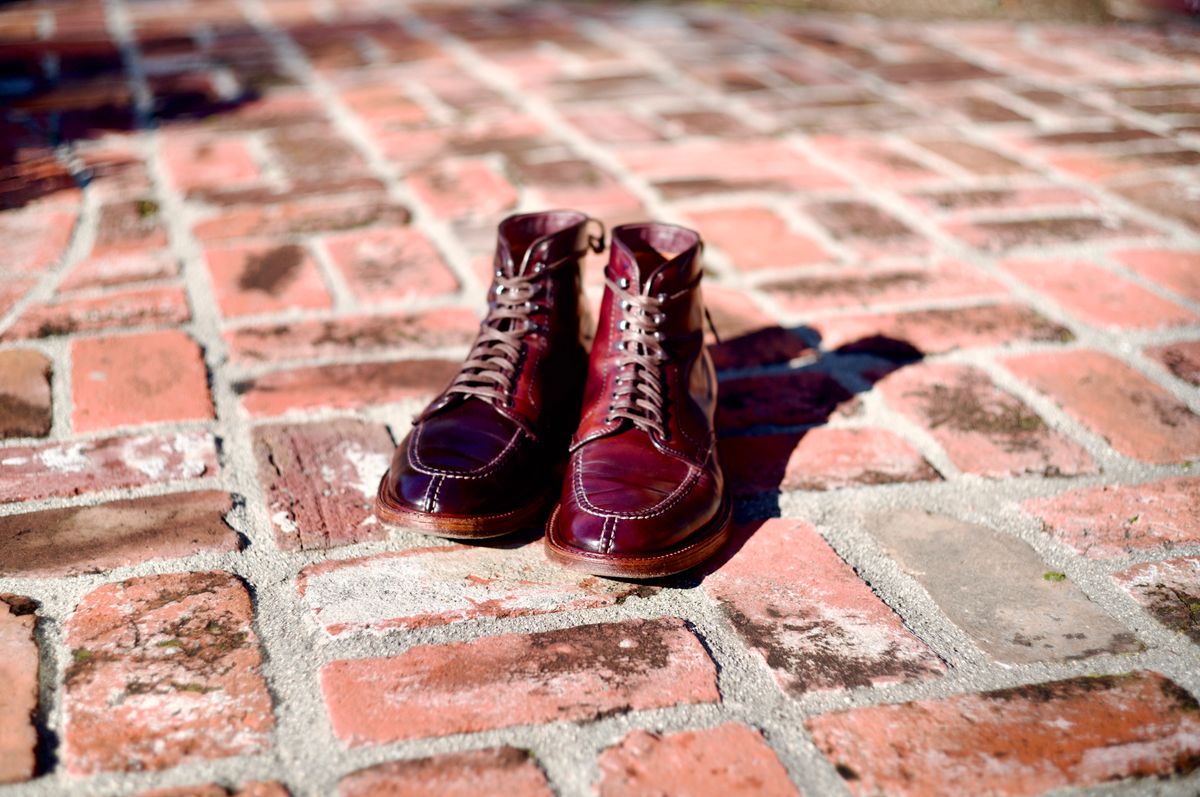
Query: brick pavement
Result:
<box><xmin>2</xmin><ymin>1</ymin><xmax>1200</xmax><ymax>795</ymax></box>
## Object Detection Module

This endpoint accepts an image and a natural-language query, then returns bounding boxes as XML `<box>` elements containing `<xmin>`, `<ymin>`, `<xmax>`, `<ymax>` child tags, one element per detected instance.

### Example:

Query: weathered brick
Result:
<box><xmin>512</xmin><ymin>158</ymin><xmax>641</xmax><ymax>216</ymax></box>
<box><xmin>91</xmin><ymin>198</ymin><xmax>169</xmax><ymax>254</ymax></box>
<box><xmin>1023</xmin><ymin>477</ymin><xmax>1200</xmax><ymax>558</ymax></box>
<box><xmin>718</xmin><ymin>371</ymin><xmax>853</xmax><ymax>433</ymax></box>
<box><xmin>1113</xmin><ymin>178</ymin><xmax>1200</xmax><ymax>233</ymax></box>
<box><xmin>192</xmin><ymin>196</ymin><xmax>409</xmax><ymax>243</ymax></box>
<box><xmin>1148</xmin><ymin>340</ymin><xmax>1200</xmax><ymax>386</ymax></box>
<box><xmin>904</xmin><ymin>185</ymin><xmax>1097</xmax><ymax>216</ymax></box>
<box><xmin>879</xmin><ymin>362</ymin><xmax>1094</xmax><ymax>477</ymax></box>
<box><xmin>704</xmin><ymin>519</ymin><xmax>943</xmax><ymax>694</ymax></box>
<box><xmin>407</xmin><ymin>158</ymin><xmax>518</xmax><ymax>221</ymax></box>
<box><xmin>322</xmin><ymin>227</ymin><xmax>459</xmax><ymax>303</ymax></box>
<box><xmin>806</xmin><ymin>200</ymin><xmax>927</xmax><ymax>256</ymax></box>
<box><xmin>1113</xmin><ymin>556</ymin><xmax>1200</xmax><ymax>644</ymax></box>
<box><xmin>1002</xmin><ymin>350</ymin><xmax>1200</xmax><ymax>463</ymax></box>
<box><xmin>0</xmin><ymin>491</ymin><xmax>237</xmax><ymax>577</ymax></box>
<box><xmin>320</xmin><ymin>618</ymin><xmax>718</xmax><ymax>745</ymax></box>
<box><xmin>1001</xmin><ymin>259</ymin><xmax>1196</xmax><ymax>329</ymax></box>
<box><xmin>0</xmin><ymin>431</ymin><xmax>218</xmax><ymax>504</ymax></box>
<box><xmin>0</xmin><ymin>350</ymin><xmax>51</xmax><ymax>438</ymax></box>
<box><xmin>236</xmin><ymin>359</ymin><xmax>458</xmax><ymax>417</ymax></box>
<box><xmin>63</xmin><ymin>571</ymin><xmax>274</xmax><ymax>774</ymax></box>
<box><xmin>161</xmin><ymin>136</ymin><xmax>261</xmax><ymax>194</ymax></box>
<box><xmin>0</xmin><ymin>209</ymin><xmax>76</xmax><ymax>275</ymax></box>
<box><xmin>71</xmin><ymin>330</ymin><xmax>213</xmax><ymax>432</ymax></box>
<box><xmin>204</xmin><ymin>242</ymin><xmax>332</xmax><ymax>318</ymax></box>
<box><xmin>339</xmin><ymin>748</ymin><xmax>552</xmax><ymax>797</ymax></box>
<box><xmin>955</xmin><ymin>212</ymin><xmax>1158</xmax><ymax>252</ymax></box>
<box><xmin>869</xmin><ymin>510</ymin><xmax>1140</xmax><ymax>663</ymax></box>
<box><xmin>597</xmin><ymin>724</ymin><xmax>800</xmax><ymax>797</ymax></box>
<box><xmin>254</xmin><ymin>420</ymin><xmax>392</xmax><ymax>551</ymax></box>
<box><xmin>0</xmin><ymin>595</ymin><xmax>38</xmax><ymax>784</ymax></box>
<box><xmin>135</xmin><ymin>782</ymin><xmax>289</xmax><ymax>797</ymax></box>
<box><xmin>566</xmin><ymin>110</ymin><xmax>662</xmax><ymax>143</ymax></box>
<box><xmin>620</xmin><ymin>139</ymin><xmax>844</xmax><ymax>195</ymax></box>
<box><xmin>0</xmin><ymin>280</ymin><xmax>34</xmax><ymax>318</ymax></box>
<box><xmin>808</xmin><ymin>671</ymin><xmax>1200</xmax><ymax>797</ymax></box>
<box><xmin>2</xmin><ymin>286</ymin><xmax>191</xmax><ymax>340</ymax></box>
<box><xmin>764</xmin><ymin>263</ymin><xmax>1004</xmax><ymax>314</ymax></box>
<box><xmin>813</xmin><ymin>303</ymin><xmax>1072</xmax><ymax>354</ymax></box>
<box><xmin>810</xmin><ymin>136</ymin><xmax>945</xmax><ymax>186</ymax></box>
<box><xmin>224</xmin><ymin>309</ymin><xmax>479</xmax><ymax>363</ymax></box>
<box><xmin>299</xmin><ymin>542</ymin><xmax>656</xmax><ymax>635</ymax></box>
<box><xmin>1113</xmin><ymin>248</ymin><xmax>1200</xmax><ymax>302</ymax></box>
<box><xmin>720</xmin><ymin>428</ymin><xmax>939</xmax><ymax>494</ymax></box>
<box><xmin>688</xmin><ymin>206</ymin><xmax>829</xmax><ymax>271</ymax></box>
<box><xmin>911</xmin><ymin>136</ymin><xmax>1030</xmax><ymax>175</ymax></box>
<box><xmin>59</xmin><ymin>249</ymin><xmax>179</xmax><ymax>292</ymax></box>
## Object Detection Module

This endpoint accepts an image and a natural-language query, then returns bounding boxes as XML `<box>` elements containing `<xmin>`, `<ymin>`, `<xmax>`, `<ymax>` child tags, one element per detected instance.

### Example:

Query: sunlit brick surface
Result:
<box><xmin>2</xmin><ymin>0</ymin><xmax>1200</xmax><ymax>794</ymax></box>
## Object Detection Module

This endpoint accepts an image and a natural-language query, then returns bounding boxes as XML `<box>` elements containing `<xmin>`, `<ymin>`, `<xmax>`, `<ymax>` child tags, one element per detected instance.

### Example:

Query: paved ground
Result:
<box><xmin>2</xmin><ymin>1</ymin><xmax>1200</xmax><ymax>795</ymax></box>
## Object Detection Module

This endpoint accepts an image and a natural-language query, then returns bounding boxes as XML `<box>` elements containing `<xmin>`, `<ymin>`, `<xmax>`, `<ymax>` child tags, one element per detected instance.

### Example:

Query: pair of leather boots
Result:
<box><xmin>375</xmin><ymin>210</ymin><xmax>730</xmax><ymax>578</ymax></box>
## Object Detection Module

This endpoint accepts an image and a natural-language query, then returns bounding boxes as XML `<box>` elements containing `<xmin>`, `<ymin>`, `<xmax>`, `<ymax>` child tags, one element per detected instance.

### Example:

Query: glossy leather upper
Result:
<box><xmin>549</xmin><ymin>223</ymin><xmax>726</xmax><ymax>555</ymax></box>
<box><xmin>379</xmin><ymin>210</ymin><xmax>594</xmax><ymax>517</ymax></box>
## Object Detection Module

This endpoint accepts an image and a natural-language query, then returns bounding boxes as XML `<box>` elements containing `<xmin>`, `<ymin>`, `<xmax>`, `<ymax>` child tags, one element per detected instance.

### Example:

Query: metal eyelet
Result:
<box><xmin>656</xmin><ymin>292</ymin><xmax>667</xmax><ymax>302</ymax></box>
<box><xmin>619</xmin><ymin>277</ymin><xmax>630</xmax><ymax>289</ymax></box>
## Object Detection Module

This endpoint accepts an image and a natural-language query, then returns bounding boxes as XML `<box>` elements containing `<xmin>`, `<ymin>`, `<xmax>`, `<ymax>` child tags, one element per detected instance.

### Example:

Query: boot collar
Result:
<box><xmin>496</xmin><ymin>210</ymin><xmax>595</xmax><ymax>277</ymax></box>
<box><xmin>608</xmin><ymin>222</ymin><xmax>703</xmax><ymax>296</ymax></box>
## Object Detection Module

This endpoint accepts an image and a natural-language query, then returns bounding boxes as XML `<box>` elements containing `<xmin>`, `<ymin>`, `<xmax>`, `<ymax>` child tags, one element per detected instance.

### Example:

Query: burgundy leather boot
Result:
<box><xmin>376</xmin><ymin>210</ymin><xmax>601</xmax><ymax>538</ymax></box>
<box><xmin>545</xmin><ymin>222</ymin><xmax>731</xmax><ymax>577</ymax></box>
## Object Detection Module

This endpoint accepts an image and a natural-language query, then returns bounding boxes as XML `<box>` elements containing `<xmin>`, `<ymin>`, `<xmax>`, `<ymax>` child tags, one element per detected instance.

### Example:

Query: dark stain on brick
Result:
<box><xmin>238</xmin><ymin>244</ymin><xmax>305</xmax><ymax>294</ymax></box>
<box><xmin>808</xmin><ymin>200</ymin><xmax>914</xmax><ymax>242</ymax></box>
<box><xmin>768</xmin><ymin>271</ymin><xmax>927</xmax><ymax>299</ymax></box>
<box><xmin>909</xmin><ymin>371</ymin><xmax>1048</xmax><ymax>454</ymax></box>
<box><xmin>719</xmin><ymin>602</ymin><xmax>940</xmax><ymax>695</ymax></box>
<box><xmin>523</xmin><ymin>619</ymin><xmax>675</xmax><ymax>685</ymax></box>
<box><xmin>0</xmin><ymin>394</ymin><xmax>51</xmax><ymax>438</ymax></box>
<box><xmin>1139</xmin><ymin>582</ymin><xmax>1200</xmax><ymax>644</ymax></box>
<box><xmin>0</xmin><ymin>594</ymin><xmax>38</xmax><ymax>616</ymax></box>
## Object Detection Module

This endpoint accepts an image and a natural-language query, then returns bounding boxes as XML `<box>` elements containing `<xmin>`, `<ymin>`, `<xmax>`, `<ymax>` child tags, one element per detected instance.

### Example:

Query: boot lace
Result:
<box><xmin>447</xmin><ymin>233</ymin><xmax>602</xmax><ymax>408</ymax></box>
<box><xmin>605</xmin><ymin>275</ymin><xmax>674</xmax><ymax>439</ymax></box>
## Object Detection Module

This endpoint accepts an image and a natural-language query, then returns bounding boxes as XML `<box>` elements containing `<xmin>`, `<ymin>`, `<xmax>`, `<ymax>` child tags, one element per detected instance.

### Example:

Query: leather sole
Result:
<box><xmin>375</xmin><ymin>476</ymin><xmax>552</xmax><ymax>540</ymax></box>
<box><xmin>543</xmin><ymin>490</ymin><xmax>733</xmax><ymax>579</ymax></box>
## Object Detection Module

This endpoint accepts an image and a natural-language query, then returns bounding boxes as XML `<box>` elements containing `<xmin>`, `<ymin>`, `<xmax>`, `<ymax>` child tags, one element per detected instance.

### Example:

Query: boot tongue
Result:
<box><xmin>496</xmin><ymin>210</ymin><xmax>587</xmax><ymax>277</ymax></box>
<box><xmin>610</xmin><ymin>223</ymin><xmax>702</xmax><ymax>294</ymax></box>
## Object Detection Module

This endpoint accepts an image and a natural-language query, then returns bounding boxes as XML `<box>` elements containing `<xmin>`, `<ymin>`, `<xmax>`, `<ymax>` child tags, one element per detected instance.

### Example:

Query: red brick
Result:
<box><xmin>597</xmin><ymin>724</ymin><xmax>800</xmax><ymax>797</ymax></box>
<box><xmin>718</xmin><ymin>371</ymin><xmax>853</xmax><ymax>432</ymax></box>
<box><xmin>1001</xmin><ymin>259</ymin><xmax>1196</xmax><ymax>329</ymax></box>
<box><xmin>192</xmin><ymin>196</ymin><xmax>410</xmax><ymax>243</ymax></box>
<box><xmin>808</xmin><ymin>671</ymin><xmax>1200</xmax><ymax>797</ymax></box>
<box><xmin>1113</xmin><ymin>249</ymin><xmax>1200</xmax><ymax>302</ymax></box>
<box><xmin>904</xmin><ymin>185</ymin><xmax>1097</xmax><ymax>216</ymax></box>
<box><xmin>224</xmin><ymin>309</ymin><xmax>478</xmax><ymax>364</ymax></box>
<box><xmin>566</xmin><ymin>110</ymin><xmax>662</xmax><ymax>143</ymax></box>
<box><xmin>0</xmin><ymin>491</ymin><xmax>237</xmax><ymax>577</ymax></box>
<box><xmin>1148</xmin><ymin>340</ymin><xmax>1200</xmax><ymax>386</ymax></box>
<box><xmin>1113</xmin><ymin>178</ymin><xmax>1200</xmax><ymax>233</ymax></box>
<box><xmin>339</xmin><ymin>748</ymin><xmax>551</xmax><ymax>797</ymax></box>
<box><xmin>0</xmin><ymin>350</ymin><xmax>51</xmax><ymax>438</ymax></box>
<box><xmin>161</xmin><ymin>136</ymin><xmax>261</xmax><ymax>195</ymax></box>
<box><xmin>1113</xmin><ymin>556</ymin><xmax>1200</xmax><ymax>644</ymax></box>
<box><xmin>204</xmin><ymin>242</ymin><xmax>332</xmax><ymax>318</ymax></box>
<box><xmin>1002</xmin><ymin>350</ymin><xmax>1200</xmax><ymax>463</ymax></box>
<box><xmin>810</xmin><ymin>136</ymin><xmax>945</xmax><ymax>186</ymax></box>
<box><xmin>1044</xmin><ymin>147</ymin><xmax>1200</xmax><ymax>180</ymax></box>
<box><xmin>63</xmin><ymin>571</ymin><xmax>274</xmax><ymax>774</ymax></box>
<box><xmin>1023</xmin><ymin>477</ymin><xmax>1200</xmax><ymax>558</ymax></box>
<box><xmin>320</xmin><ymin>618</ymin><xmax>718</xmax><ymax>745</ymax></box>
<box><xmin>512</xmin><ymin>158</ymin><xmax>642</xmax><ymax>216</ymax></box>
<box><xmin>0</xmin><ymin>209</ymin><xmax>76</xmax><ymax>276</ymax></box>
<box><xmin>705</xmin><ymin>288</ymin><xmax>812</xmax><ymax>371</ymax></box>
<box><xmin>299</xmin><ymin>542</ymin><xmax>656</xmax><ymax>636</ymax></box>
<box><xmin>720</xmin><ymin>427</ymin><xmax>938</xmax><ymax>494</ymax></box>
<box><xmin>2</xmin><ymin>286</ymin><xmax>191</xmax><ymax>340</ymax></box>
<box><xmin>688</xmin><ymin>206</ymin><xmax>830</xmax><ymax>271</ymax></box>
<box><xmin>254</xmin><ymin>420</ymin><xmax>392</xmax><ymax>550</ymax></box>
<box><xmin>813</xmin><ymin>303</ymin><xmax>1072</xmax><ymax>354</ymax></box>
<box><xmin>236</xmin><ymin>359</ymin><xmax>458</xmax><ymax>417</ymax></box>
<box><xmin>765</xmin><ymin>262</ymin><xmax>1004</xmax><ymax>314</ymax></box>
<box><xmin>705</xmin><ymin>519</ymin><xmax>942</xmax><ymax>694</ymax></box>
<box><xmin>59</xmin><ymin>249</ymin><xmax>179</xmax><ymax>292</ymax></box>
<box><xmin>0</xmin><ymin>431</ymin><xmax>218</xmax><ymax>504</ymax></box>
<box><xmin>944</xmin><ymin>214</ymin><xmax>1155</xmax><ymax>252</ymax></box>
<box><xmin>911</xmin><ymin>137</ymin><xmax>1030</xmax><ymax>175</ymax></box>
<box><xmin>806</xmin><ymin>200</ymin><xmax>927</xmax><ymax>257</ymax></box>
<box><xmin>90</xmin><ymin>198</ymin><xmax>169</xmax><ymax>255</ymax></box>
<box><xmin>880</xmin><ymin>362</ymin><xmax>1094</xmax><ymax>477</ymax></box>
<box><xmin>0</xmin><ymin>280</ymin><xmax>34</xmax><ymax>317</ymax></box>
<box><xmin>322</xmin><ymin>227</ymin><xmax>459</xmax><ymax>303</ymax></box>
<box><xmin>135</xmin><ymin>782</ymin><xmax>289</xmax><ymax>797</ymax></box>
<box><xmin>620</xmin><ymin>139</ymin><xmax>844</xmax><ymax>194</ymax></box>
<box><xmin>407</xmin><ymin>158</ymin><xmax>518</xmax><ymax>221</ymax></box>
<box><xmin>0</xmin><ymin>595</ymin><xmax>38</xmax><ymax>784</ymax></box>
<box><xmin>71</xmin><ymin>330</ymin><xmax>213</xmax><ymax>432</ymax></box>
